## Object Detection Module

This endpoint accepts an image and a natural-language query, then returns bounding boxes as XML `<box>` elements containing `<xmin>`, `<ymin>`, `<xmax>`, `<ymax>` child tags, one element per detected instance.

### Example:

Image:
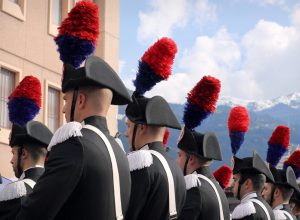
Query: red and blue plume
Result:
<box><xmin>266</xmin><ymin>125</ymin><xmax>290</xmax><ymax>166</ymax></box>
<box><xmin>183</xmin><ymin>76</ymin><xmax>221</xmax><ymax>130</ymax></box>
<box><xmin>7</xmin><ymin>76</ymin><xmax>41</xmax><ymax>126</ymax></box>
<box><xmin>55</xmin><ymin>0</ymin><xmax>99</xmax><ymax>68</ymax></box>
<box><xmin>283</xmin><ymin>150</ymin><xmax>300</xmax><ymax>178</ymax></box>
<box><xmin>213</xmin><ymin>165</ymin><xmax>232</xmax><ymax>189</ymax></box>
<box><xmin>163</xmin><ymin>128</ymin><xmax>170</xmax><ymax>146</ymax></box>
<box><xmin>133</xmin><ymin>37</ymin><xmax>177</xmax><ymax>96</ymax></box>
<box><xmin>228</xmin><ymin>106</ymin><xmax>250</xmax><ymax>155</ymax></box>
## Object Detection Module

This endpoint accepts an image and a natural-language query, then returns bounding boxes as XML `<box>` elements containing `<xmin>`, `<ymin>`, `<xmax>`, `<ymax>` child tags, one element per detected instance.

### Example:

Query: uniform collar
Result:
<box><xmin>194</xmin><ymin>166</ymin><xmax>213</xmax><ymax>179</ymax></box>
<box><xmin>19</xmin><ymin>165</ymin><xmax>44</xmax><ymax>180</ymax></box>
<box><xmin>241</xmin><ymin>192</ymin><xmax>257</xmax><ymax>203</ymax></box>
<box><xmin>82</xmin><ymin>116</ymin><xmax>109</xmax><ymax>134</ymax></box>
<box><xmin>139</xmin><ymin>142</ymin><xmax>167</xmax><ymax>155</ymax></box>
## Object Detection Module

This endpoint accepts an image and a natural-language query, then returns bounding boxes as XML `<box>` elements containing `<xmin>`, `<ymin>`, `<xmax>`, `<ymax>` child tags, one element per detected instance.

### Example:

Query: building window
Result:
<box><xmin>51</xmin><ymin>0</ymin><xmax>62</xmax><ymax>26</ymax></box>
<box><xmin>47</xmin><ymin>87</ymin><xmax>61</xmax><ymax>132</ymax></box>
<box><xmin>48</xmin><ymin>0</ymin><xmax>73</xmax><ymax>36</ymax></box>
<box><xmin>1</xmin><ymin>0</ymin><xmax>26</xmax><ymax>21</ymax></box>
<box><xmin>0</xmin><ymin>68</ymin><xmax>15</xmax><ymax>129</ymax></box>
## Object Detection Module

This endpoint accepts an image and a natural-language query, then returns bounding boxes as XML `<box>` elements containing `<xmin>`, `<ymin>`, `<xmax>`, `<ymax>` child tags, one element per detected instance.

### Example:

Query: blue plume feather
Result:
<box><xmin>8</xmin><ymin>97</ymin><xmax>40</xmax><ymax>126</ymax></box>
<box><xmin>230</xmin><ymin>132</ymin><xmax>245</xmax><ymax>155</ymax></box>
<box><xmin>133</xmin><ymin>61</ymin><xmax>164</xmax><ymax>96</ymax></box>
<box><xmin>183</xmin><ymin>101</ymin><xmax>210</xmax><ymax>130</ymax></box>
<box><xmin>55</xmin><ymin>35</ymin><xmax>95</xmax><ymax>68</ymax></box>
<box><xmin>266</xmin><ymin>144</ymin><xmax>287</xmax><ymax>166</ymax></box>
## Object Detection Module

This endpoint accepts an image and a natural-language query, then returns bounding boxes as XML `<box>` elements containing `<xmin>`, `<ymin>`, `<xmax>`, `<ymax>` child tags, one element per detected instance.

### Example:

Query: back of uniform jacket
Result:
<box><xmin>16</xmin><ymin>116</ymin><xmax>131</xmax><ymax>220</ymax></box>
<box><xmin>178</xmin><ymin>167</ymin><xmax>231</xmax><ymax>220</ymax></box>
<box><xmin>125</xmin><ymin>142</ymin><xmax>186</xmax><ymax>220</ymax></box>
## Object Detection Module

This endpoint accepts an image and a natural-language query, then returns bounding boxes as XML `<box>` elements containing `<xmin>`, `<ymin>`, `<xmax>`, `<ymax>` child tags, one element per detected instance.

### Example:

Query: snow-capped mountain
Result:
<box><xmin>218</xmin><ymin>92</ymin><xmax>300</xmax><ymax>111</ymax></box>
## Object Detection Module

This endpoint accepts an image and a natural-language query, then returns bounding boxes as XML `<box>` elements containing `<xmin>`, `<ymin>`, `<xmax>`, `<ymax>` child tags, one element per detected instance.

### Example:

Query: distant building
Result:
<box><xmin>0</xmin><ymin>0</ymin><xmax>120</xmax><ymax>179</ymax></box>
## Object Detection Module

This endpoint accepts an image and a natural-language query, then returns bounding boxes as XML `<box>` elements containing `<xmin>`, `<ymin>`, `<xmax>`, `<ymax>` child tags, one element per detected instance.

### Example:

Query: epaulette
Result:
<box><xmin>127</xmin><ymin>150</ymin><xmax>153</xmax><ymax>171</ymax></box>
<box><xmin>48</xmin><ymin>122</ymin><xmax>83</xmax><ymax>151</ymax></box>
<box><xmin>184</xmin><ymin>174</ymin><xmax>201</xmax><ymax>190</ymax></box>
<box><xmin>273</xmin><ymin>210</ymin><xmax>286</xmax><ymax>220</ymax></box>
<box><xmin>231</xmin><ymin>200</ymin><xmax>256</xmax><ymax>219</ymax></box>
<box><xmin>0</xmin><ymin>180</ymin><xmax>27</xmax><ymax>202</ymax></box>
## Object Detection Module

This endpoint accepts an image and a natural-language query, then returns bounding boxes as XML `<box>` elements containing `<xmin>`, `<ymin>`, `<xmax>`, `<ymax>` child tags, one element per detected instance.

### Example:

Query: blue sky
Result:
<box><xmin>119</xmin><ymin>0</ymin><xmax>300</xmax><ymax>104</ymax></box>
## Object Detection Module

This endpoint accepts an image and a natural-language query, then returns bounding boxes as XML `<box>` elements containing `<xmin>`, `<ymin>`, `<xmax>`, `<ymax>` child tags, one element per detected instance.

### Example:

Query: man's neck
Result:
<box><xmin>272</xmin><ymin>197</ymin><xmax>288</xmax><ymax>209</ymax></box>
<box><xmin>23</xmin><ymin>161</ymin><xmax>44</xmax><ymax>171</ymax></box>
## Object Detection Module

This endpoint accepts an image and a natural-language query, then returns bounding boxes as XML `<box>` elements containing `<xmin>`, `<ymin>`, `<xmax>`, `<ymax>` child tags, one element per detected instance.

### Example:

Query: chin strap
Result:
<box><xmin>131</xmin><ymin>124</ymin><xmax>138</xmax><ymax>151</ymax></box>
<box><xmin>269</xmin><ymin>184</ymin><xmax>276</xmax><ymax>207</ymax></box>
<box><xmin>183</xmin><ymin>154</ymin><xmax>190</xmax><ymax>176</ymax></box>
<box><xmin>70</xmin><ymin>88</ymin><xmax>78</xmax><ymax>122</ymax></box>
<box><xmin>17</xmin><ymin>146</ymin><xmax>23</xmax><ymax>178</ymax></box>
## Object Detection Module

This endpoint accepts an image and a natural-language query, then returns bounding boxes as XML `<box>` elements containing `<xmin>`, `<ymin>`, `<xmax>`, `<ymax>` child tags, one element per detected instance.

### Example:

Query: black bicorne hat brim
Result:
<box><xmin>10</xmin><ymin>121</ymin><xmax>53</xmax><ymax>148</ymax></box>
<box><xmin>270</xmin><ymin>165</ymin><xmax>300</xmax><ymax>192</ymax></box>
<box><xmin>125</xmin><ymin>95</ymin><xmax>181</xmax><ymax>129</ymax></box>
<box><xmin>177</xmin><ymin>127</ymin><xmax>222</xmax><ymax>160</ymax></box>
<box><xmin>233</xmin><ymin>151</ymin><xmax>274</xmax><ymax>183</ymax></box>
<box><xmin>62</xmin><ymin>56</ymin><xmax>132</xmax><ymax>105</ymax></box>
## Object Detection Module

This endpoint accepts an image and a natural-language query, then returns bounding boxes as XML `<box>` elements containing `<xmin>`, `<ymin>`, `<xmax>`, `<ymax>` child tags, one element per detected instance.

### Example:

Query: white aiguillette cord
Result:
<box><xmin>197</xmin><ymin>174</ymin><xmax>224</xmax><ymax>220</ymax></box>
<box><xmin>149</xmin><ymin>150</ymin><xmax>177</xmax><ymax>219</ymax></box>
<box><xmin>83</xmin><ymin>124</ymin><xmax>123</xmax><ymax>220</ymax></box>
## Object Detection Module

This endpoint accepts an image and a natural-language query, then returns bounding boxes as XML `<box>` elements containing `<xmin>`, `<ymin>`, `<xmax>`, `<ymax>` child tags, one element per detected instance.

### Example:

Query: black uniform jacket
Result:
<box><xmin>232</xmin><ymin>192</ymin><xmax>275</xmax><ymax>220</ymax></box>
<box><xmin>178</xmin><ymin>166</ymin><xmax>231</xmax><ymax>220</ymax></box>
<box><xmin>125</xmin><ymin>142</ymin><xmax>186</xmax><ymax>220</ymax></box>
<box><xmin>16</xmin><ymin>116</ymin><xmax>131</xmax><ymax>220</ymax></box>
<box><xmin>0</xmin><ymin>167</ymin><xmax>44</xmax><ymax>220</ymax></box>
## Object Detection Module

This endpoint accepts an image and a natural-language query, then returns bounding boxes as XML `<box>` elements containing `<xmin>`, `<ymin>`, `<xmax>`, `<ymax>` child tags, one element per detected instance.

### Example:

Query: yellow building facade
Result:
<box><xmin>0</xmin><ymin>0</ymin><xmax>120</xmax><ymax>179</ymax></box>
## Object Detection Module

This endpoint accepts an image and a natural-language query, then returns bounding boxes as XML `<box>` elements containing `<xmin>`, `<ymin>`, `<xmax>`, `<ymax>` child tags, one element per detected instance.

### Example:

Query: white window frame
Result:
<box><xmin>44</xmin><ymin>80</ymin><xmax>64</xmax><ymax>132</ymax></box>
<box><xmin>0</xmin><ymin>0</ymin><xmax>27</xmax><ymax>21</ymax></box>
<box><xmin>0</xmin><ymin>62</ymin><xmax>22</xmax><ymax>145</ymax></box>
<box><xmin>48</xmin><ymin>0</ymin><xmax>75</xmax><ymax>37</ymax></box>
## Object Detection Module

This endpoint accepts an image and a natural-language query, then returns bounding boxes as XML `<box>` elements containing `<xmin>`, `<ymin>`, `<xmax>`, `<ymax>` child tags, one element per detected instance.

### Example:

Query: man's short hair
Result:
<box><xmin>24</xmin><ymin>143</ymin><xmax>47</xmax><ymax>163</ymax></box>
<box><xmin>242</xmin><ymin>173</ymin><xmax>266</xmax><ymax>192</ymax></box>
<box><xmin>276</xmin><ymin>185</ymin><xmax>294</xmax><ymax>201</ymax></box>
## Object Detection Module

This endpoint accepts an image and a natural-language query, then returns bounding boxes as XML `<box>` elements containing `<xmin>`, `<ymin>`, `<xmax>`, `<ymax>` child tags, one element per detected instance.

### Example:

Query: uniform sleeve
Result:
<box><xmin>238</xmin><ymin>215</ymin><xmax>255</xmax><ymax>220</ymax></box>
<box><xmin>16</xmin><ymin>138</ymin><xmax>83</xmax><ymax>220</ymax></box>
<box><xmin>0</xmin><ymin>199</ymin><xmax>21</xmax><ymax>220</ymax></box>
<box><xmin>125</xmin><ymin>168</ymin><xmax>151</xmax><ymax>220</ymax></box>
<box><xmin>178</xmin><ymin>188</ymin><xmax>201</xmax><ymax>220</ymax></box>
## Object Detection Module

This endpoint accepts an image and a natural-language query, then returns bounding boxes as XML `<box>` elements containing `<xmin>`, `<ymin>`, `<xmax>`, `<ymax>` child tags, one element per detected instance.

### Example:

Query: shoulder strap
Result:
<box><xmin>282</xmin><ymin>210</ymin><xmax>294</xmax><ymax>220</ymax></box>
<box><xmin>22</xmin><ymin>178</ymin><xmax>36</xmax><ymax>189</ymax></box>
<box><xmin>148</xmin><ymin>150</ymin><xmax>177</xmax><ymax>220</ymax></box>
<box><xmin>83</xmin><ymin>124</ymin><xmax>123</xmax><ymax>220</ymax></box>
<box><xmin>249</xmin><ymin>198</ymin><xmax>271</xmax><ymax>220</ymax></box>
<box><xmin>197</xmin><ymin>174</ymin><xmax>224</xmax><ymax>220</ymax></box>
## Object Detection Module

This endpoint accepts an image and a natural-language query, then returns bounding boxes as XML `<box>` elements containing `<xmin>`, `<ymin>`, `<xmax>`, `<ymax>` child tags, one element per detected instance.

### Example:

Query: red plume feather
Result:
<box><xmin>228</xmin><ymin>106</ymin><xmax>250</xmax><ymax>132</ymax></box>
<box><xmin>57</xmin><ymin>0</ymin><xmax>99</xmax><ymax>45</ymax></box>
<box><xmin>187</xmin><ymin>75</ymin><xmax>221</xmax><ymax>112</ymax></box>
<box><xmin>8</xmin><ymin>76</ymin><xmax>41</xmax><ymax>108</ymax></box>
<box><xmin>213</xmin><ymin>165</ymin><xmax>232</xmax><ymax>189</ymax></box>
<box><xmin>284</xmin><ymin>150</ymin><xmax>300</xmax><ymax>170</ymax></box>
<box><xmin>268</xmin><ymin>125</ymin><xmax>290</xmax><ymax>148</ymax></box>
<box><xmin>141</xmin><ymin>37</ymin><xmax>177</xmax><ymax>79</ymax></box>
<box><xmin>163</xmin><ymin>129</ymin><xmax>170</xmax><ymax>146</ymax></box>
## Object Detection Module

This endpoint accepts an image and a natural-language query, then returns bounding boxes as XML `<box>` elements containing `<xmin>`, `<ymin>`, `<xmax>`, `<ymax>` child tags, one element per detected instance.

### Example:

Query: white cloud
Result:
<box><xmin>242</xmin><ymin>19</ymin><xmax>300</xmax><ymax>98</ymax></box>
<box><xmin>248</xmin><ymin>0</ymin><xmax>286</xmax><ymax>7</ymax></box>
<box><xmin>137</xmin><ymin>0</ymin><xmax>188</xmax><ymax>42</ymax></box>
<box><xmin>119</xmin><ymin>60</ymin><xmax>126</xmax><ymax>75</ymax></box>
<box><xmin>150</xmin><ymin>18</ymin><xmax>300</xmax><ymax>103</ymax></box>
<box><xmin>194</xmin><ymin>0</ymin><xmax>217</xmax><ymax>24</ymax></box>
<box><xmin>291</xmin><ymin>4</ymin><xmax>300</xmax><ymax>27</ymax></box>
<box><xmin>137</xmin><ymin>0</ymin><xmax>217</xmax><ymax>42</ymax></box>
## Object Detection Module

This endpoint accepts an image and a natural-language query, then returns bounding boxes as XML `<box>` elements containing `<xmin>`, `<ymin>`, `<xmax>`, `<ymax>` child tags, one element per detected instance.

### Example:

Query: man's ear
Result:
<box><xmin>22</xmin><ymin>148</ymin><xmax>28</xmax><ymax>160</ymax></box>
<box><xmin>77</xmin><ymin>93</ymin><xmax>87</xmax><ymax>110</ymax></box>
<box><xmin>273</xmin><ymin>187</ymin><xmax>280</xmax><ymax>198</ymax></box>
